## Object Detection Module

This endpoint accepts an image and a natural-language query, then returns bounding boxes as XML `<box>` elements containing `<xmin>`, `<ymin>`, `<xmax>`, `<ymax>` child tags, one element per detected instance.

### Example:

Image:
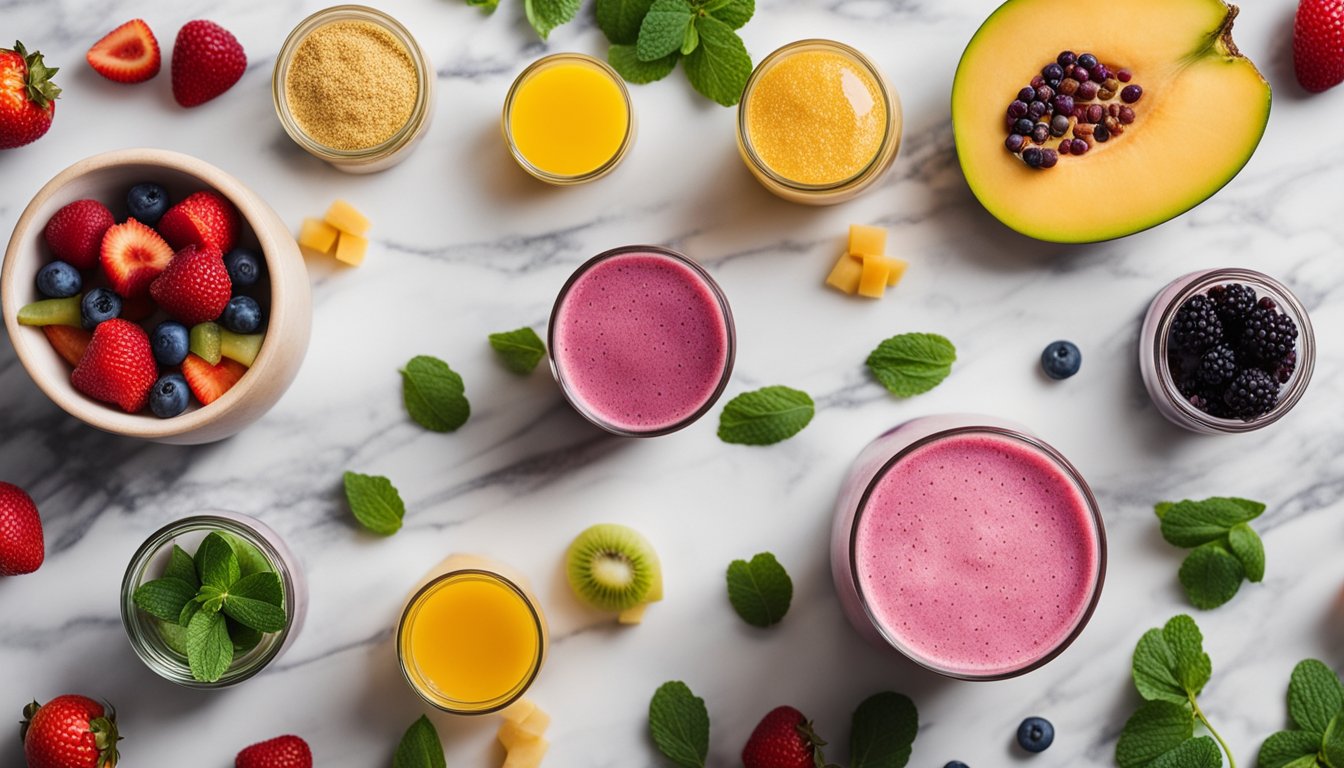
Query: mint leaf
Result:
<box><xmin>717</xmin><ymin>386</ymin><xmax>814</xmax><ymax>446</ymax></box>
<box><xmin>393</xmin><ymin>715</ymin><xmax>446</xmax><ymax>768</ymax></box>
<box><xmin>1258</xmin><ymin>730</ymin><xmax>1325</xmax><ymax>768</ymax></box>
<box><xmin>197</xmin><ymin>584</ymin><xmax>226</xmax><ymax>614</ymax></box>
<box><xmin>1159</xmin><ymin>497</ymin><xmax>1264</xmax><ymax>547</ymax></box>
<box><xmin>1148</xmin><ymin>736</ymin><xmax>1223</xmax><ymax>768</ymax></box>
<box><xmin>179</xmin><ymin>599</ymin><xmax>201</xmax><ymax>628</ymax></box>
<box><xmin>638</xmin><ymin>0</ymin><xmax>694</xmax><ymax>62</ymax></box>
<box><xmin>402</xmin><ymin>355</ymin><xmax>470</xmax><ymax>432</ymax></box>
<box><xmin>195</xmin><ymin>532</ymin><xmax>240</xmax><ymax>590</ymax></box>
<box><xmin>1178</xmin><ymin>542</ymin><xmax>1245</xmax><ymax>610</ymax></box>
<box><xmin>1133</xmin><ymin>615</ymin><xmax>1211</xmax><ymax>705</ymax></box>
<box><xmin>228</xmin><ymin>618</ymin><xmax>262</xmax><ymax>654</ymax></box>
<box><xmin>524</xmin><ymin>0</ymin><xmax>581</xmax><ymax>38</ymax></box>
<box><xmin>865</xmin><ymin>333</ymin><xmax>957</xmax><ymax>398</ymax></box>
<box><xmin>466</xmin><ymin>0</ymin><xmax>500</xmax><ymax>11</ymax></box>
<box><xmin>1163</xmin><ymin>615</ymin><xmax>1212</xmax><ymax>696</ymax></box>
<box><xmin>1323</xmin><ymin>714</ymin><xmax>1344</xmax><ymax>768</ymax></box>
<box><xmin>850</xmin><ymin>692</ymin><xmax>917</xmax><ymax>768</ymax></box>
<box><xmin>488</xmin><ymin>327</ymin><xmax>547</xmax><ymax>375</ymax></box>
<box><xmin>1227</xmin><ymin>523</ymin><xmax>1265</xmax><ymax>582</ymax></box>
<box><xmin>708</xmin><ymin>0</ymin><xmax>753</xmax><ymax>28</ymax></box>
<box><xmin>224</xmin><ymin>533</ymin><xmax>273</xmax><ymax>578</ymax></box>
<box><xmin>648</xmin><ymin>681</ymin><xmax>709</xmax><ymax>768</ymax></box>
<box><xmin>609</xmin><ymin>44</ymin><xmax>679</xmax><ymax>84</ymax></box>
<box><xmin>164</xmin><ymin>545</ymin><xmax>199</xmax><ymax>587</ymax></box>
<box><xmin>1290</xmin><ymin>659</ymin><xmax>1344</xmax><ymax>733</ymax></box>
<box><xmin>680</xmin><ymin>20</ymin><xmax>700</xmax><ymax>55</ymax></box>
<box><xmin>186</xmin><ymin>608</ymin><xmax>234</xmax><ymax>683</ymax></box>
<box><xmin>683</xmin><ymin>16</ymin><xmax>751</xmax><ymax>106</ymax></box>
<box><xmin>132</xmin><ymin>577</ymin><xmax>198</xmax><ymax>623</ymax></box>
<box><xmin>725</xmin><ymin>552</ymin><xmax>792</xmax><ymax>628</ymax></box>
<box><xmin>1155</xmin><ymin>502</ymin><xmax>1174</xmax><ymax>521</ymax></box>
<box><xmin>222</xmin><ymin>572</ymin><xmax>287</xmax><ymax>633</ymax></box>
<box><xmin>1116</xmin><ymin>701</ymin><xmax>1195</xmax><ymax>768</ymax></box>
<box><xmin>597</xmin><ymin>0</ymin><xmax>655</xmax><ymax>43</ymax></box>
<box><xmin>344</xmin><ymin>471</ymin><xmax>406</xmax><ymax>536</ymax></box>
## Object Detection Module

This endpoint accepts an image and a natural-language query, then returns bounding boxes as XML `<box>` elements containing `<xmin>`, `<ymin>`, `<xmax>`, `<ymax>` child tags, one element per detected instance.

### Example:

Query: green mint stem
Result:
<box><xmin>1190</xmin><ymin>695</ymin><xmax>1236</xmax><ymax>768</ymax></box>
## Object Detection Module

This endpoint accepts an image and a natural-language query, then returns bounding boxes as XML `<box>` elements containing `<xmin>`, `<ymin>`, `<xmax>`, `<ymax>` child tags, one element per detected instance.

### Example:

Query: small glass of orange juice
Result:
<box><xmin>397</xmin><ymin>555</ymin><xmax>548</xmax><ymax>714</ymax></box>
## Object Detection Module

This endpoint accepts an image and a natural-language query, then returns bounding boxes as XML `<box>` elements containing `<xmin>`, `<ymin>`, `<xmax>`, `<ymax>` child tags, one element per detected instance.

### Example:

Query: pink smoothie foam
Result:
<box><xmin>853</xmin><ymin>431</ymin><xmax>1100</xmax><ymax>676</ymax></box>
<box><xmin>553</xmin><ymin>251</ymin><xmax>730</xmax><ymax>432</ymax></box>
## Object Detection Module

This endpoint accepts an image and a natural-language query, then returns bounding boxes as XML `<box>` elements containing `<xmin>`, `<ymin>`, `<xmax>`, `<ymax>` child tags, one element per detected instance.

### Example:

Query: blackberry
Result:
<box><xmin>1178</xmin><ymin>378</ymin><xmax>1230</xmax><ymax>419</ymax></box>
<box><xmin>1240</xmin><ymin>304</ymin><xmax>1298</xmax><ymax>366</ymax></box>
<box><xmin>1169</xmin><ymin>294</ymin><xmax>1223</xmax><ymax>353</ymax></box>
<box><xmin>1196</xmin><ymin>344</ymin><xmax>1238</xmax><ymax>387</ymax></box>
<box><xmin>1274</xmin><ymin>350</ymin><xmax>1298</xmax><ymax>384</ymax></box>
<box><xmin>1207</xmin><ymin>282</ymin><xmax>1256</xmax><ymax>331</ymax></box>
<box><xmin>1223</xmin><ymin>368</ymin><xmax>1279</xmax><ymax>421</ymax></box>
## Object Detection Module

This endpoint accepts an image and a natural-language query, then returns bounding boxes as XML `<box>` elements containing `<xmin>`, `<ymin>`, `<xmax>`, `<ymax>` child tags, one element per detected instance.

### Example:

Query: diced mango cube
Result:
<box><xmin>324</xmin><ymin>199</ymin><xmax>370</xmax><ymax>236</ymax></box>
<box><xmin>334</xmin><ymin>232</ymin><xmax>368</xmax><ymax>266</ymax></box>
<box><xmin>501</xmin><ymin>698</ymin><xmax>537</xmax><ymax>725</ymax></box>
<box><xmin>847</xmin><ymin>224</ymin><xmax>887</xmax><ymax>259</ymax></box>
<box><xmin>497</xmin><ymin>721</ymin><xmax>537</xmax><ymax>752</ymax></box>
<box><xmin>518</xmin><ymin>708</ymin><xmax>550</xmax><ymax>739</ymax></box>
<box><xmin>886</xmin><ymin>257</ymin><xmax>909</xmax><ymax>287</ymax></box>
<box><xmin>857</xmin><ymin>256</ymin><xmax>889</xmax><ymax>299</ymax></box>
<box><xmin>502</xmin><ymin>737</ymin><xmax>549</xmax><ymax>768</ymax></box>
<box><xmin>618</xmin><ymin>603</ymin><xmax>649</xmax><ymax>625</ymax></box>
<box><xmin>825</xmin><ymin>251</ymin><xmax>863</xmax><ymax>294</ymax></box>
<box><xmin>298</xmin><ymin>218</ymin><xmax>338</xmax><ymax>254</ymax></box>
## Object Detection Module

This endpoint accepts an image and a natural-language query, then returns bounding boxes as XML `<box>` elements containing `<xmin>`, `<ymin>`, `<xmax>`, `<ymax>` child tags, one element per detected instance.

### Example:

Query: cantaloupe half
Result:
<box><xmin>952</xmin><ymin>0</ymin><xmax>1270</xmax><ymax>243</ymax></box>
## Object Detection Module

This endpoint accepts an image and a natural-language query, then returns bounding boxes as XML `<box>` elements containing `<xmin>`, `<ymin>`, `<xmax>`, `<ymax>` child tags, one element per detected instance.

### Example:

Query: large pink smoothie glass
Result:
<box><xmin>830</xmin><ymin>414</ymin><xmax>1106</xmax><ymax>680</ymax></box>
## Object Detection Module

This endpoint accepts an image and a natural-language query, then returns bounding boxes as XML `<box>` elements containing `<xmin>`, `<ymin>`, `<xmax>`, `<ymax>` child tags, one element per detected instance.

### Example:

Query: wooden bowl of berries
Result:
<box><xmin>1</xmin><ymin>148</ymin><xmax>311</xmax><ymax>444</ymax></box>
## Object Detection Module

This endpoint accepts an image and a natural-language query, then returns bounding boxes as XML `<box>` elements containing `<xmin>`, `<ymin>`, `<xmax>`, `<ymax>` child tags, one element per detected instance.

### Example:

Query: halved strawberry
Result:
<box><xmin>71</xmin><ymin>319</ymin><xmax>157</xmax><ymax>413</ymax></box>
<box><xmin>182</xmin><ymin>353</ymin><xmax>247</xmax><ymax>405</ymax></box>
<box><xmin>157</xmin><ymin>191</ymin><xmax>238</xmax><ymax>253</ymax></box>
<box><xmin>43</xmin><ymin>325</ymin><xmax>92</xmax><ymax>367</ymax></box>
<box><xmin>149</xmin><ymin>244</ymin><xmax>231</xmax><ymax>325</ymax></box>
<box><xmin>100</xmin><ymin>218</ymin><xmax>173</xmax><ymax>298</ymax></box>
<box><xmin>87</xmin><ymin>19</ymin><xmax>161</xmax><ymax>84</ymax></box>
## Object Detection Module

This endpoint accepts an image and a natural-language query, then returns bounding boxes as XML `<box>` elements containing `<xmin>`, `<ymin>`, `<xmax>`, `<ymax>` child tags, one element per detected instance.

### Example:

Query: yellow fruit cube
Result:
<box><xmin>825</xmin><ymin>251</ymin><xmax>863</xmax><ymax>294</ymax></box>
<box><xmin>324</xmin><ymin>199</ymin><xmax>369</xmax><ymax>236</ymax></box>
<box><xmin>298</xmin><ymin>218</ymin><xmax>338</xmax><ymax>255</ymax></box>
<box><xmin>497</xmin><ymin>721</ymin><xmax>537</xmax><ymax>752</ymax></box>
<box><xmin>518</xmin><ymin>708</ymin><xmax>550</xmax><ymax>739</ymax></box>
<box><xmin>503</xmin><ymin>737</ymin><xmax>549</xmax><ymax>768</ymax></box>
<box><xmin>334</xmin><ymin>232</ymin><xmax>368</xmax><ymax>266</ymax></box>
<box><xmin>847</xmin><ymin>224</ymin><xmax>887</xmax><ymax>259</ymax></box>
<box><xmin>618</xmin><ymin>603</ymin><xmax>650</xmax><ymax>625</ymax></box>
<box><xmin>501</xmin><ymin>698</ymin><xmax>537</xmax><ymax>725</ymax></box>
<box><xmin>886</xmin><ymin>257</ymin><xmax>909</xmax><ymax>287</ymax></box>
<box><xmin>857</xmin><ymin>256</ymin><xmax>889</xmax><ymax>299</ymax></box>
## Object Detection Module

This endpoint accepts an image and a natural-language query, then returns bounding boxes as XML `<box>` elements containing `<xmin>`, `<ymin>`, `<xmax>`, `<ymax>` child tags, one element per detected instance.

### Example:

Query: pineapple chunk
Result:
<box><xmin>517</xmin><ymin>708</ymin><xmax>551</xmax><ymax>739</ymax></box>
<box><xmin>825</xmin><ymin>251</ymin><xmax>863</xmax><ymax>294</ymax></box>
<box><xmin>501</xmin><ymin>698</ymin><xmax>537</xmax><ymax>725</ymax></box>
<box><xmin>497</xmin><ymin>721</ymin><xmax>538</xmax><ymax>752</ymax></box>
<box><xmin>847</xmin><ymin>224</ymin><xmax>887</xmax><ymax>259</ymax></box>
<box><xmin>298</xmin><ymin>218</ymin><xmax>338</xmax><ymax>255</ymax></box>
<box><xmin>857</xmin><ymin>256</ymin><xmax>890</xmax><ymax>299</ymax></box>
<box><xmin>324</xmin><ymin>199</ymin><xmax>370</xmax><ymax>236</ymax></box>
<box><xmin>885</xmin><ymin>257</ymin><xmax>909</xmax><ymax>287</ymax></box>
<box><xmin>334</xmin><ymin>232</ymin><xmax>368</xmax><ymax>266</ymax></box>
<box><xmin>502</xmin><ymin>737</ymin><xmax>549</xmax><ymax>768</ymax></box>
<box><xmin>618</xmin><ymin>603</ymin><xmax>650</xmax><ymax>625</ymax></box>
<box><xmin>220</xmin><ymin>330</ymin><xmax>265</xmax><ymax>368</ymax></box>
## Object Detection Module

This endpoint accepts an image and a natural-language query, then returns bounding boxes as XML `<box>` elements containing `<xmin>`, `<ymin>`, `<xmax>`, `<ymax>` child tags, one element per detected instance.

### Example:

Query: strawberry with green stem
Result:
<box><xmin>0</xmin><ymin>41</ymin><xmax>60</xmax><ymax>149</ymax></box>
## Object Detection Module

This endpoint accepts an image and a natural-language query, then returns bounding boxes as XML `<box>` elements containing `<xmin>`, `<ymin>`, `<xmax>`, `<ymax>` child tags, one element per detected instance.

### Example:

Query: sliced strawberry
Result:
<box><xmin>182</xmin><ymin>353</ymin><xmax>247</xmax><ymax>405</ymax></box>
<box><xmin>157</xmin><ymin>190</ymin><xmax>239</xmax><ymax>253</ymax></box>
<box><xmin>87</xmin><ymin>19</ymin><xmax>161</xmax><ymax>84</ymax></box>
<box><xmin>44</xmin><ymin>200</ymin><xmax>115</xmax><ymax>270</ymax></box>
<box><xmin>149</xmin><ymin>244</ymin><xmax>231</xmax><ymax>325</ymax></box>
<box><xmin>71</xmin><ymin>318</ymin><xmax>157</xmax><ymax>413</ymax></box>
<box><xmin>100</xmin><ymin>218</ymin><xmax>174</xmax><ymax>298</ymax></box>
<box><xmin>43</xmin><ymin>325</ymin><xmax>93</xmax><ymax>367</ymax></box>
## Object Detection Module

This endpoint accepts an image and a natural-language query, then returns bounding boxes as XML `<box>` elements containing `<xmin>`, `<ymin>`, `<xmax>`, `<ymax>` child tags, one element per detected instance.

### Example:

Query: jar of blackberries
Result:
<box><xmin>1139</xmin><ymin>268</ymin><xmax>1315</xmax><ymax>434</ymax></box>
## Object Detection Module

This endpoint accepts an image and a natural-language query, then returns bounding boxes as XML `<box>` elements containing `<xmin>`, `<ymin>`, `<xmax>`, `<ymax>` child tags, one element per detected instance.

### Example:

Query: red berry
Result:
<box><xmin>171</xmin><ymin>20</ymin><xmax>246</xmax><ymax>107</ymax></box>
<box><xmin>150</xmin><ymin>244</ymin><xmax>233</xmax><ymax>325</ymax></box>
<box><xmin>71</xmin><ymin>319</ymin><xmax>158</xmax><ymax>413</ymax></box>
<box><xmin>44</xmin><ymin>200</ymin><xmax>115</xmax><ymax>271</ymax></box>
<box><xmin>742</xmin><ymin>706</ymin><xmax>831</xmax><ymax>768</ymax></box>
<box><xmin>87</xmin><ymin>19</ymin><xmax>161</xmax><ymax>84</ymax></box>
<box><xmin>157</xmin><ymin>190</ymin><xmax>240</xmax><ymax>253</ymax></box>
<box><xmin>235</xmin><ymin>735</ymin><xmax>313</xmax><ymax>768</ymax></box>
<box><xmin>99</xmin><ymin>218</ymin><xmax>174</xmax><ymax>298</ymax></box>
<box><xmin>182</xmin><ymin>353</ymin><xmax>248</xmax><ymax>406</ymax></box>
<box><xmin>0</xmin><ymin>482</ymin><xmax>44</xmax><ymax>576</ymax></box>
<box><xmin>1294</xmin><ymin>0</ymin><xmax>1344</xmax><ymax>92</ymax></box>
<box><xmin>0</xmin><ymin>41</ymin><xmax>59</xmax><ymax>150</ymax></box>
<box><xmin>21</xmin><ymin>695</ymin><xmax>120</xmax><ymax>768</ymax></box>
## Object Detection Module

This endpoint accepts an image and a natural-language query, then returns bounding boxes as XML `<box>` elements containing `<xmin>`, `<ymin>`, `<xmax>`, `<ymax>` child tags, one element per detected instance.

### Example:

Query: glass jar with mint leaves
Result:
<box><xmin>120</xmin><ymin>511</ymin><xmax>307</xmax><ymax>688</ymax></box>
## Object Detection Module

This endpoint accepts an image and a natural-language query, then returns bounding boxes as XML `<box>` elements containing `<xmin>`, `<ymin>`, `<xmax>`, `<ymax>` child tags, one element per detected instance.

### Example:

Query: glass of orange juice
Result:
<box><xmin>397</xmin><ymin>555</ymin><xmax>548</xmax><ymax>714</ymax></box>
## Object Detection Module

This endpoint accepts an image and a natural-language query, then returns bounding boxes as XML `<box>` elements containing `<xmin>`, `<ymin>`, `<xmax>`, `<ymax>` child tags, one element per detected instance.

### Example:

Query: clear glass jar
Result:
<box><xmin>120</xmin><ymin>511</ymin><xmax>307</xmax><ymax>688</ymax></box>
<box><xmin>502</xmin><ymin>53</ymin><xmax>636</xmax><ymax>185</ymax></box>
<box><xmin>737</xmin><ymin>40</ymin><xmax>902</xmax><ymax>205</ymax></box>
<box><xmin>272</xmin><ymin>5</ymin><xmax>435</xmax><ymax>174</ymax></box>
<box><xmin>1139</xmin><ymin>268</ymin><xmax>1315</xmax><ymax>434</ymax></box>
<box><xmin>830</xmin><ymin>415</ymin><xmax>1106</xmax><ymax>680</ymax></box>
<box><xmin>397</xmin><ymin>555</ymin><xmax>548</xmax><ymax>715</ymax></box>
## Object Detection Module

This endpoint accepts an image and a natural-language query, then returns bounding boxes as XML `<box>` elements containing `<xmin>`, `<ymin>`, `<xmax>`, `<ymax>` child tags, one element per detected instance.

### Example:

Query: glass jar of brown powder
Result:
<box><xmin>273</xmin><ymin>5</ymin><xmax>434</xmax><ymax>173</ymax></box>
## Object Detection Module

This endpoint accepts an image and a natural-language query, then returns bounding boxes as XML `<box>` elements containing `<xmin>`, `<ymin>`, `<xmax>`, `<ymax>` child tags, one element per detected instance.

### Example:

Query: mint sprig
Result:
<box><xmin>866</xmin><ymin>333</ymin><xmax>957</xmax><ymax>398</ymax></box>
<box><xmin>393</xmin><ymin>715</ymin><xmax>446</xmax><ymax>768</ymax></box>
<box><xmin>725</xmin><ymin>552</ymin><xmax>792</xmax><ymax>628</ymax></box>
<box><xmin>1257</xmin><ymin>660</ymin><xmax>1344</xmax><ymax>768</ymax></box>
<box><xmin>850</xmin><ymin>692</ymin><xmax>918</xmax><ymax>768</ymax></box>
<box><xmin>649</xmin><ymin>681</ymin><xmax>709</xmax><ymax>768</ymax></box>
<box><xmin>344</xmin><ymin>471</ymin><xmax>406</xmax><ymax>536</ymax></box>
<box><xmin>1156</xmin><ymin>497</ymin><xmax>1266</xmax><ymax>609</ymax></box>
<box><xmin>488</xmin><ymin>327</ymin><xmax>547</xmax><ymax>375</ymax></box>
<box><xmin>717</xmin><ymin>385</ymin><xmax>814</xmax><ymax>445</ymax></box>
<box><xmin>401</xmin><ymin>355</ymin><xmax>470</xmax><ymax>432</ymax></box>
<box><xmin>525</xmin><ymin>0</ymin><xmax>581</xmax><ymax>38</ymax></box>
<box><xmin>602</xmin><ymin>0</ymin><xmax>754</xmax><ymax>106</ymax></box>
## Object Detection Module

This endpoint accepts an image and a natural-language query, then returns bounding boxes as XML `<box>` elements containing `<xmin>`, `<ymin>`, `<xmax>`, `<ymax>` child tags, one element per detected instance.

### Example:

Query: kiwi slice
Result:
<box><xmin>565</xmin><ymin>523</ymin><xmax>660</xmax><ymax>612</ymax></box>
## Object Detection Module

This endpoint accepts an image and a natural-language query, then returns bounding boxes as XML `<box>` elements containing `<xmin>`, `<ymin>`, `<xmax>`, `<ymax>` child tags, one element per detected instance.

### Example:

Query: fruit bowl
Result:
<box><xmin>1</xmin><ymin>148</ymin><xmax>311</xmax><ymax>444</ymax></box>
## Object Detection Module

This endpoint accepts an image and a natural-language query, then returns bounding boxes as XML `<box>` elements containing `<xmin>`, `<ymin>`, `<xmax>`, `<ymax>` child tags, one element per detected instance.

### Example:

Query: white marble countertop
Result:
<box><xmin>2</xmin><ymin>0</ymin><xmax>1343</xmax><ymax>766</ymax></box>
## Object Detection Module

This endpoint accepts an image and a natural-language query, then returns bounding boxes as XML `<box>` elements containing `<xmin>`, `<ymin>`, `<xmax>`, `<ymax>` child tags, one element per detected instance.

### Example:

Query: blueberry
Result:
<box><xmin>1042</xmin><ymin>63</ymin><xmax>1064</xmax><ymax>82</ymax></box>
<box><xmin>221</xmin><ymin>296</ymin><xmax>263</xmax><ymax>334</ymax></box>
<box><xmin>224</xmin><ymin>247</ymin><xmax>264</xmax><ymax>287</ymax></box>
<box><xmin>151</xmin><ymin>321</ymin><xmax>190</xmax><ymax>367</ymax></box>
<box><xmin>1017</xmin><ymin>717</ymin><xmax>1055</xmax><ymax>753</ymax></box>
<box><xmin>127</xmin><ymin>183</ymin><xmax>169</xmax><ymax>225</ymax></box>
<box><xmin>1077</xmin><ymin>53</ymin><xmax>1098</xmax><ymax>70</ymax></box>
<box><xmin>81</xmin><ymin>287</ymin><xmax>122</xmax><ymax>329</ymax></box>
<box><xmin>149</xmin><ymin>373</ymin><xmax>190</xmax><ymax>418</ymax></box>
<box><xmin>36</xmin><ymin>261</ymin><xmax>82</xmax><ymax>298</ymax></box>
<box><xmin>945</xmin><ymin>763</ymin><xmax>970</xmax><ymax>768</ymax></box>
<box><xmin>1041</xmin><ymin>341</ymin><xmax>1081</xmax><ymax>379</ymax></box>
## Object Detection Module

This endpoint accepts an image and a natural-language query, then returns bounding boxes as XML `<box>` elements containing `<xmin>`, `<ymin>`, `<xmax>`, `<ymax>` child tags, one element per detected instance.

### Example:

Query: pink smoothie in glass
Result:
<box><xmin>551</xmin><ymin>249</ymin><xmax>732</xmax><ymax>434</ymax></box>
<box><xmin>851</xmin><ymin>429</ymin><xmax>1101</xmax><ymax>677</ymax></box>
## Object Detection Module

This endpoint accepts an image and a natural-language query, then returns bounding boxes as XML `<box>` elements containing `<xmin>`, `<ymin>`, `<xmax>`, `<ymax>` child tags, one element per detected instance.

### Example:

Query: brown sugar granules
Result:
<box><xmin>284</xmin><ymin>20</ymin><xmax>418</xmax><ymax>151</ymax></box>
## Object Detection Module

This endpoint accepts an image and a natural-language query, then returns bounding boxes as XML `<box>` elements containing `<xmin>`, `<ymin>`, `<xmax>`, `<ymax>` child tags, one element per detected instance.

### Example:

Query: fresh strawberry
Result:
<box><xmin>235</xmin><ymin>735</ymin><xmax>313</xmax><ymax>768</ymax></box>
<box><xmin>182</xmin><ymin>353</ymin><xmax>247</xmax><ymax>405</ymax></box>
<box><xmin>71</xmin><ymin>319</ymin><xmax>157</xmax><ymax>413</ymax></box>
<box><xmin>0</xmin><ymin>482</ymin><xmax>44</xmax><ymax>576</ymax></box>
<box><xmin>99</xmin><ymin>218</ymin><xmax>174</xmax><ymax>298</ymax></box>
<box><xmin>44</xmin><ymin>200</ymin><xmax>114</xmax><ymax>270</ymax></box>
<box><xmin>43</xmin><ymin>325</ymin><xmax>93</xmax><ymax>366</ymax></box>
<box><xmin>21</xmin><ymin>695</ymin><xmax>120</xmax><ymax>768</ymax></box>
<box><xmin>0</xmin><ymin>41</ymin><xmax>59</xmax><ymax>150</ymax></box>
<box><xmin>1295</xmin><ymin>0</ymin><xmax>1344</xmax><ymax>92</ymax></box>
<box><xmin>86</xmin><ymin>20</ymin><xmax>160</xmax><ymax>84</ymax></box>
<box><xmin>742</xmin><ymin>706</ymin><xmax>837</xmax><ymax>768</ymax></box>
<box><xmin>157</xmin><ymin>190</ymin><xmax>239</xmax><ymax>253</ymax></box>
<box><xmin>150</xmin><ymin>244</ymin><xmax>231</xmax><ymax>325</ymax></box>
<box><xmin>171</xmin><ymin>21</ymin><xmax>246</xmax><ymax>108</ymax></box>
